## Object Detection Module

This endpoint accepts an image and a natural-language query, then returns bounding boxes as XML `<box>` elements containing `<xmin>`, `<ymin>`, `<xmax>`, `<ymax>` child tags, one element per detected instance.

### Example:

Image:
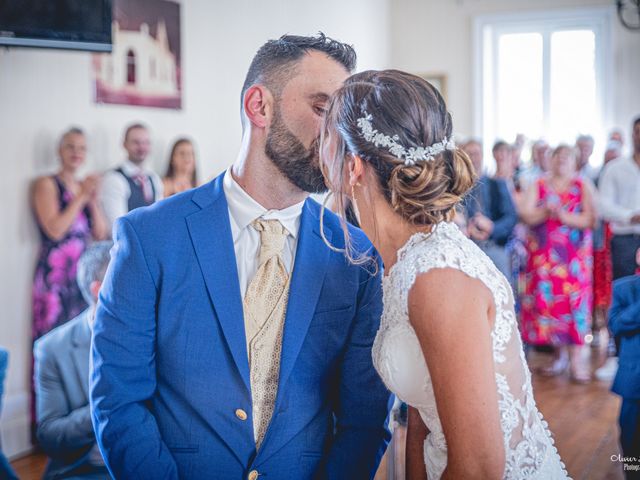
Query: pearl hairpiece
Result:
<box><xmin>356</xmin><ymin>111</ymin><xmax>456</xmax><ymax>166</ymax></box>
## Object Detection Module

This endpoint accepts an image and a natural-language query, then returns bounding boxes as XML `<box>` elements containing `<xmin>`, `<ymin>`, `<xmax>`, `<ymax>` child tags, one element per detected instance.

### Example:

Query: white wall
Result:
<box><xmin>389</xmin><ymin>0</ymin><xmax>640</xmax><ymax>145</ymax></box>
<box><xmin>0</xmin><ymin>0</ymin><xmax>390</xmax><ymax>457</ymax></box>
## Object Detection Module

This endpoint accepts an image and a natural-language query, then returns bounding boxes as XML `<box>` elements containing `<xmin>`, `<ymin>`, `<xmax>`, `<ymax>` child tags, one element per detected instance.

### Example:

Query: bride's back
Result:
<box><xmin>320</xmin><ymin>68</ymin><xmax>568</xmax><ymax>479</ymax></box>
<box><xmin>373</xmin><ymin>221</ymin><xmax>568</xmax><ymax>479</ymax></box>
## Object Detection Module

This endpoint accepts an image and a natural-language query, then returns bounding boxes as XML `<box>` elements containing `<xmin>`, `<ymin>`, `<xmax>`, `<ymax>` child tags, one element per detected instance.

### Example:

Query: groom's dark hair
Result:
<box><xmin>240</xmin><ymin>33</ymin><xmax>357</xmax><ymax>126</ymax></box>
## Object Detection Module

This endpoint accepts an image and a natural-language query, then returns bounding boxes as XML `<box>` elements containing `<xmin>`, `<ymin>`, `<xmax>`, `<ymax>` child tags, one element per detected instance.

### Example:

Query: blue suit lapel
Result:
<box><xmin>258</xmin><ymin>199</ymin><xmax>332</xmax><ymax>459</ymax></box>
<box><xmin>277</xmin><ymin>199</ymin><xmax>331</xmax><ymax>395</ymax></box>
<box><xmin>186</xmin><ymin>174</ymin><xmax>250</xmax><ymax>393</ymax></box>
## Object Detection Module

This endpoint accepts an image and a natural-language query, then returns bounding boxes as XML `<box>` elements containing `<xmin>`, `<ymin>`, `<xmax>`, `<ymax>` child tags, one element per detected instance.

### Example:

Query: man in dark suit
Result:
<box><xmin>610</xmin><ymin>248</ymin><xmax>640</xmax><ymax>477</ymax></box>
<box><xmin>34</xmin><ymin>242</ymin><xmax>112</xmax><ymax>480</ymax></box>
<box><xmin>461</xmin><ymin>139</ymin><xmax>518</xmax><ymax>277</ymax></box>
<box><xmin>90</xmin><ymin>33</ymin><xmax>391</xmax><ymax>479</ymax></box>
<box><xmin>99</xmin><ymin>123</ymin><xmax>164</xmax><ymax>234</ymax></box>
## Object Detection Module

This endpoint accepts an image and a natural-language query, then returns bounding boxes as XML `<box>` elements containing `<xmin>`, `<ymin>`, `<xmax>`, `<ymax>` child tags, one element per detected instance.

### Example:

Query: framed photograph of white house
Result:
<box><xmin>92</xmin><ymin>0</ymin><xmax>181</xmax><ymax>109</ymax></box>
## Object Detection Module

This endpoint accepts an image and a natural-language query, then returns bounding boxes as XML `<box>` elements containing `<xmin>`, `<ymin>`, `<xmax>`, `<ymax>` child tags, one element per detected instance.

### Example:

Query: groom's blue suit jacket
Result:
<box><xmin>90</xmin><ymin>173</ymin><xmax>391</xmax><ymax>479</ymax></box>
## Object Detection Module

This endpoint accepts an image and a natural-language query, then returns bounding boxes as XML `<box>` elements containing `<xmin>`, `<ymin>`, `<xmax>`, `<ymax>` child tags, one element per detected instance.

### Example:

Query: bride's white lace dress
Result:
<box><xmin>373</xmin><ymin>222</ymin><xmax>569</xmax><ymax>479</ymax></box>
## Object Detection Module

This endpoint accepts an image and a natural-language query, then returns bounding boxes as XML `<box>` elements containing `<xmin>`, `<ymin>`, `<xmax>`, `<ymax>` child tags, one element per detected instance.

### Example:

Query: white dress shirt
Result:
<box><xmin>100</xmin><ymin>159</ymin><xmax>164</xmax><ymax>231</ymax></box>
<box><xmin>223</xmin><ymin>169</ymin><xmax>305</xmax><ymax>298</ymax></box>
<box><xmin>598</xmin><ymin>156</ymin><xmax>640</xmax><ymax>235</ymax></box>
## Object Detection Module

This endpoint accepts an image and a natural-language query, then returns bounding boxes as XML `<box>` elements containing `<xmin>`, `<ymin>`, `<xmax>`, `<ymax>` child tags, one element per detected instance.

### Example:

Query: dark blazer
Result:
<box><xmin>610</xmin><ymin>274</ymin><xmax>640</xmax><ymax>400</ymax></box>
<box><xmin>90</xmin><ymin>173</ymin><xmax>391</xmax><ymax>479</ymax></box>
<box><xmin>34</xmin><ymin>310</ymin><xmax>108</xmax><ymax>480</ymax></box>
<box><xmin>463</xmin><ymin>175</ymin><xmax>518</xmax><ymax>246</ymax></box>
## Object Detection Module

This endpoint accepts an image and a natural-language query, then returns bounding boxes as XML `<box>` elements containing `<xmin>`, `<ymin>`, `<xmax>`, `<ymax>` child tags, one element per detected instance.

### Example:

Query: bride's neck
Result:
<box><xmin>359</xmin><ymin>197</ymin><xmax>427</xmax><ymax>274</ymax></box>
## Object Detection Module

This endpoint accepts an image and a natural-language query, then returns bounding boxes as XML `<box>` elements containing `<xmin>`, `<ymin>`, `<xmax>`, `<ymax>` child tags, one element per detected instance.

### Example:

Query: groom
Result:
<box><xmin>90</xmin><ymin>33</ymin><xmax>391</xmax><ymax>479</ymax></box>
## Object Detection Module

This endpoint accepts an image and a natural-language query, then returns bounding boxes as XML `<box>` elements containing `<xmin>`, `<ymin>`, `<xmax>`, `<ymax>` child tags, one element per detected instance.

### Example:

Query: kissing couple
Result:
<box><xmin>91</xmin><ymin>33</ymin><xmax>568</xmax><ymax>479</ymax></box>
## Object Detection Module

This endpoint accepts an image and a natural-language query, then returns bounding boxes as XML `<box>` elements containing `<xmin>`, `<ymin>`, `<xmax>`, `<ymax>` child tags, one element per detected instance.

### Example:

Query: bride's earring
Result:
<box><xmin>350</xmin><ymin>183</ymin><xmax>361</xmax><ymax>223</ymax></box>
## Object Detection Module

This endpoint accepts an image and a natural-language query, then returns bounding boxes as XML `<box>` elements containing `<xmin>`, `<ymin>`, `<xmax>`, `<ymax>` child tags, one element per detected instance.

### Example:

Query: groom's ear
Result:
<box><xmin>243</xmin><ymin>85</ymin><xmax>273</xmax><ymax>129</ymax></box>
<box><xmin>348</xmin><ymin>155</ymin><xmax>364</xmax><ymax>186</ymax></box>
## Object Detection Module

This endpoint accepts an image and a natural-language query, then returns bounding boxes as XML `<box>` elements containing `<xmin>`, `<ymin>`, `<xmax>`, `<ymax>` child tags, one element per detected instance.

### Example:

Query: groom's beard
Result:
<box><xmin>265</xmin><ymin>109</ymin><xmax>327</xmax><ymax>194</ymax></box>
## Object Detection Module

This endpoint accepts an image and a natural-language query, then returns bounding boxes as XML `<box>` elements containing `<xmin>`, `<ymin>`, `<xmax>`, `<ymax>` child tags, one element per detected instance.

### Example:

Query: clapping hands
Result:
<box><xmin>79</xmin><ymin>175</ymin><xmax>100</xmax><ymax>203</ymax></box>
<box><xmin>545</xmin><ymin>196</ymin><xmax>567</xmax><ymax>223</ymax></box>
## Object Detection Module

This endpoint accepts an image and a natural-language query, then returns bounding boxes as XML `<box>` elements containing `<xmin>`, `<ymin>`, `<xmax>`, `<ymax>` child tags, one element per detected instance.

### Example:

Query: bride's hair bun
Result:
<box><xmin>388</xmin><ymin>147</ymin><xmax>474</xmax><ymax>225</ymax></box>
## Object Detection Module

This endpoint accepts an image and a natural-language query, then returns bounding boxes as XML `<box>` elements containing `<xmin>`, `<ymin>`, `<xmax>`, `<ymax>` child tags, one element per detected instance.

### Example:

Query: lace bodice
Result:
<box><xmin>372</xmin><ymin>222</ymin><xmax>569</xmax><ymax>479</ymax></box>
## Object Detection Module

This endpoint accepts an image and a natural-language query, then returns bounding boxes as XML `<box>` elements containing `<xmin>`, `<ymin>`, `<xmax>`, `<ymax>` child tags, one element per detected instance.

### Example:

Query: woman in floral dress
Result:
<box><xmin>520</xmin><ymin>144</ymin><xmax>596</xmax><ymax>382</ymax></box>
<box><xmin>31</xmin><ymin>128</ymin><xmax>108</xmax><ymax>339</ymax></box>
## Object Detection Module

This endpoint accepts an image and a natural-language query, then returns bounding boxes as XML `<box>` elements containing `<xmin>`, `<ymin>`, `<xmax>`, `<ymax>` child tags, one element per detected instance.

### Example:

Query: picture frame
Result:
<box><xmin>92</xmin><ymin>0</ymin><xmax>182</xmax><ymax>109</ymax></box>
<box><xmin>418</xmin><ymin>73</ymin><xmax>447</xmax><ymax>103</ymax></box>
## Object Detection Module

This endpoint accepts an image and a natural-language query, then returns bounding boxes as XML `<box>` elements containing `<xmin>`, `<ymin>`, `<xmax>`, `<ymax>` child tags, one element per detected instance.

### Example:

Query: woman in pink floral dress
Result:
<box><xmin>520</xmin><ymin>144</ymin><xmax>596</xmax><ymax>382</ymax></box>
<box><xmin>31</xmin><ymin>128</ymin><xmax>108</xmax><ymax>339</ymax></box>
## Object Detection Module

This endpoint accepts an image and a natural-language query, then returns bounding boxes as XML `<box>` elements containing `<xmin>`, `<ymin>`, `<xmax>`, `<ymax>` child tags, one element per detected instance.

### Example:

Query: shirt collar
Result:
<box><xmin>122</xmin><ymin>159</ymin><xmax>147</xmax><ymax>176</ymax></box>
<box><xmin>223</xmin><ymin>168</ymin><xmax>305</xmax><ymax>239</ymax></box>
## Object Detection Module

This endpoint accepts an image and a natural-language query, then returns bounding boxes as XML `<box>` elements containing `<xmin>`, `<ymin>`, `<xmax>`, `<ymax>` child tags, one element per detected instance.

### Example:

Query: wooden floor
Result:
<box><xmin>11</xmin><ymin>351</ymin><xmax>624</xmax><ymax>479</ymax></box>
<box><xmin>10</xmin><ymin>451</ymin><xmax>47</xmax><ymax>479</ymax></box>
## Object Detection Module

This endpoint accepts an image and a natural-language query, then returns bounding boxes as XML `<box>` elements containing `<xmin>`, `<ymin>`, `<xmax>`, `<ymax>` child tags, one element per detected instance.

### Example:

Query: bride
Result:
<box><xmin>319</xmin><ymin>70</ymin><xmax>569</xmax><ymax>479</ymax></box>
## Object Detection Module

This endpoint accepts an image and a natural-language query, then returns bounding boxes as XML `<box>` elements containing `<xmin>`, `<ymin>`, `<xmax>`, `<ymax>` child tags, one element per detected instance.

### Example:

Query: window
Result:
<box><xmin>126</xmin><ymin>49</ymin><xmax>136</xmax><ymax>85</ymax></box>
<box><xmin>474</xmin><ymin>8</ymin><xmax>613</xmax><ymax>166</ymax></box>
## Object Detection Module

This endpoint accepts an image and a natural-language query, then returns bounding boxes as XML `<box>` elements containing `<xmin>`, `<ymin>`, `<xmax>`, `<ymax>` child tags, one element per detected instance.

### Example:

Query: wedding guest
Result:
<box><xmin>591</xmin><ymin>141</ymin><xmax>622</xmax><ymax>347</ymax></box>
<box><xmin>493</xmin><ymin>140</ymin><xmax>516</xmax><ymax>194</ymax></box>
<box><xmin>462</xmin><ymin>139</ymin><xmax>518</xmax><ymax>277</ymax></box>
<box><xmin>162</xmin><ymin>138</ymin><xmax>198</xmax><ymax>197</ymax></box>
<box><xmin>519</xmin><ymin>140</ymin><xmax>550</xmax><ymax>190</ymax></box>
<box><xmin>520</xmin><ymin>145</ymin><xmax>595</xmax><ymax>382</ymax></box>
<box><xmin>599</xmin><ymin>116</ymin><xmax>640</xmax><ymax>280</ymax></box>
<box><xmin>494</xmin><ymin>141</ymin><xmax>527</xmax><ymax>297</ymax></box>
<box><xmin>31</xmin><ymin>127</ymin><xmax>108</xmax><ymax>340</ymax></box>
<box><xmin>610</xmin><ymin>128</ymin><xmax>625</xmax><ymax>148</ymax></box>
<box><xmin>100</xmin><ymin>123</ymin><xmax>163</xmax><ymax>232</ymax></box>
<box><xmin>34</xmin><ymin>242</ymin><xmax>112</xmax><ymax>480</ymax></box>
<box><xmin>463</xmin><ymin>138</ymin><xmax>484</xmax><ymax>176</ymax></box>
<box><xmin>602</xmin><ymin>139</ymin><xmax>622</xmax><ymax>170</ymax></box>
<box><xmin>512</xmin><ymin>133</ymin><xmax>525</xmax><ymax>168</ymax></box>
<box><xmin>576</xmin><ymin>134</ymin><xmax>598</xmax><ymax>182</ymax></box>
<box><xmin>609</xmin><ymin>248</ymin><xmax>640</xmax><ymax>473</ymax></box>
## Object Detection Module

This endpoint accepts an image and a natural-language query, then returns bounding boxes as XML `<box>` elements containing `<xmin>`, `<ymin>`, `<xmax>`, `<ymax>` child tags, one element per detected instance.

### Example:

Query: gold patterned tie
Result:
<box><xmin>243</xmin><ymin>219</ymin><xmax>290</xmax><ymax>447</ymax></box>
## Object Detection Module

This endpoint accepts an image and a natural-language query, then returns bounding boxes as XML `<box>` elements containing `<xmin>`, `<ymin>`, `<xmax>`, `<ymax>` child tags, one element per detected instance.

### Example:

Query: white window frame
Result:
<box><xmin>473</xmin><ymin>7</ymin><xmax>614</xmax><ymax>163</ymax></box>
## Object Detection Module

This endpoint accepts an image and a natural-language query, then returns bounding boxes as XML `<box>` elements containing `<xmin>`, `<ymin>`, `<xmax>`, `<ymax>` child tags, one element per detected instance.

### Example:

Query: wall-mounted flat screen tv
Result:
<box><xmin>0</xmin><ymin>0</ymin><xmax>112</xmax><ymax>52</ymax></box>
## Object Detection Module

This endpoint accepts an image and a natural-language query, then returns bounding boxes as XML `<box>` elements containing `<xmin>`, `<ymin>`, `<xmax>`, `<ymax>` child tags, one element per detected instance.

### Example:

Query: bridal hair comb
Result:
<box><xmin>356</xmin><ymin>111</ymin><xmax>456</xmax><ymax>166</ymax></box>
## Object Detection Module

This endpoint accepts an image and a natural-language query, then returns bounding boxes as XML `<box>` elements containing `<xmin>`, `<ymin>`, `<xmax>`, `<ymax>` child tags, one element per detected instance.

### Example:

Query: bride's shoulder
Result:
<box><xmin>406</xmin><ymin>266</ymin><xmax>494</xmax><ymax>338</ymax></box>
<box><xmin>387</xmin><ymin>221</ymin><xmax>490</xmax><ymax>294</ymax></box>
<box><xmin>399</xmin><ymin>222</ymin><xmax>474</xmax><ymax>270</ymax></box>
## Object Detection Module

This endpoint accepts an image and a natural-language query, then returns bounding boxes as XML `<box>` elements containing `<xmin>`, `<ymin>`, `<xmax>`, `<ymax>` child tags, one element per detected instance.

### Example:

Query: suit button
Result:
<box><xmin>235</xmin><ymin>409</ymin><xmax>248</xmax><ymax>421</ymax></box>
<box><xmin>248</xmin><ymin>470</ymin><xmax>259</xmax><ymax>480</ymax></box>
